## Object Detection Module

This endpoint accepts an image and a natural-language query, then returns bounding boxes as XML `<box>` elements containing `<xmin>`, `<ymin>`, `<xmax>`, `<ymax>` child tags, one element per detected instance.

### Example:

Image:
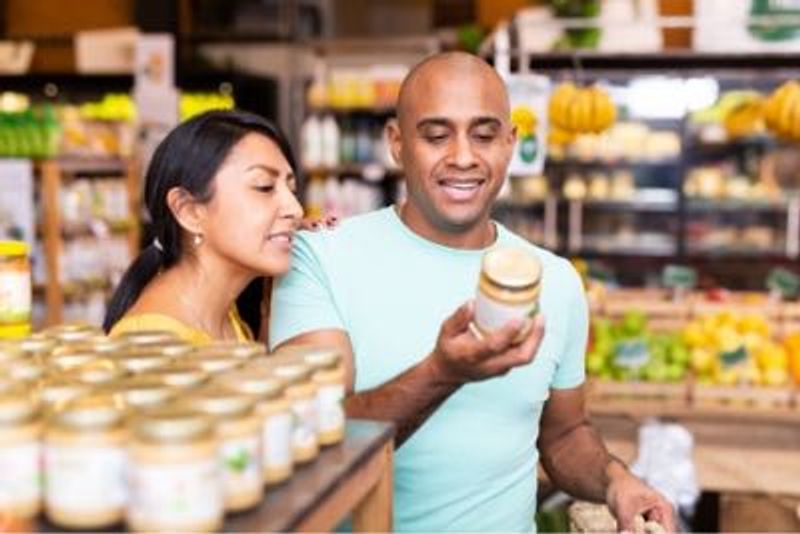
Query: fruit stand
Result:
<box><xmin>584</xmin><ymin>286</ymin><xmax>800</xmax><ymax>531</ymax></box>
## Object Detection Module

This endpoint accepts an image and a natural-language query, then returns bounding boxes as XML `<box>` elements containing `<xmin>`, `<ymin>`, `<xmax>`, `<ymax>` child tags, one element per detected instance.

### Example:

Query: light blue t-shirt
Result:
<box><xmin>270</xmin><ymin>207</ymin><xmax>587</xmax><ymax>532</ymax></box>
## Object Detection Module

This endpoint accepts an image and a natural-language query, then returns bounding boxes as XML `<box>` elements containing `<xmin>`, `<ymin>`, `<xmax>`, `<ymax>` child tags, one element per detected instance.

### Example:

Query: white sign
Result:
<box><xmin>0</xmin><ymin>159</ymin><xmax>34</xmax><ymax>245</ymax></box>
<box><xmin>134</xmin><ymin>34</ymin><xmax>178</xmax><ymax>126</ymax></box>
<box><xmin>505</xmin><ymin>74</ymin><xmax>551</xmax><ymax>176</ymax></box>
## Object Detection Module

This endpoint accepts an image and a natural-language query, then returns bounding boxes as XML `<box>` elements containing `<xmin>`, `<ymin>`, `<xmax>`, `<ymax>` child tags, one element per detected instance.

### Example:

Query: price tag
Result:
<box><xmin>662</xmin><ymin>265</ymin><xmax>697</xmax><ymax>291</ymax></box>
<box><xmin>614</xmin><ymin>339</ymin><xmax>649</xmax><ymax>371</ymax></box>
<box><xmin>766</xmin><ymin>268</ymin><xmax>800</xmax><ymax>300</ymax></box>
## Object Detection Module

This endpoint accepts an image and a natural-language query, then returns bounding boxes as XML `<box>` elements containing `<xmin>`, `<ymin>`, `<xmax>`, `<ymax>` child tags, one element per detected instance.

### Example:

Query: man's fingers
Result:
<box><xmin>646</xmin><ymin>502</ymin><xmax>676</xmax><ymax>533</ymax></box>
<box><xmin>441</xmin><ymin>301</ymin><xmax>475</xmax><ymax>337</ymax></box>
<box><xmin>482</xmin><ymin>318</ymin><xmax>523</xmax><ymax>353</ymax></box>
<box><xmin>516</xmin><ymin>314</ymin><xmax>546</xmax><ymax>360</ymax></box>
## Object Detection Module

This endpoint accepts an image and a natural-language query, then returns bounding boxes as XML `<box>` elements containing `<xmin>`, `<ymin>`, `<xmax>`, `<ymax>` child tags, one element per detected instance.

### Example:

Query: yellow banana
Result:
<box><xmin>548</xmin><ymin>82</ymin><xmax>577</xmax><ymax>130</ymax></box>
<box><xmin>766</xmin><ymin>81</ymin><xmax>800</xmax><ymax>137</ymax></box>
<box><xmin>777</xmin><ymin>84</ymin><xmax>800</xmax><ymax>138</ymax></box>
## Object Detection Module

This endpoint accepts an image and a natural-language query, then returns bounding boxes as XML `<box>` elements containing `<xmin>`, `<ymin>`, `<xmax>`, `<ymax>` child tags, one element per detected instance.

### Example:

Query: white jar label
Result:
<box><xmin>0</xmin><ymin>442</ymin><xmax>40</xmax><ymax>507</ymax></box>
<box><xmin>45</xmin><ymin>445</ymin><xmax>126</xmax><ymax>513</ymax></box>
<box><xmin>129</xmin><ymin>459</ymin><xmax>221</xmax><ymax>527</ymax></box>
<box><xmin>0</xmin><ymin>272</ymin><xmax>31</xmax><ymax>318</ymax></box>
<box><xmin>263</xmin><ymin>412</ymin><xmax>292</xmax><ymax>469</ymax></box>
<box><xmin>291</xmin><ymin>398</ymin><xmax>317</xmax><ymax>451</ymax></box>
<box><xmin>474</xmin><ymin>292</ymin><xmax>537</xmax><ymax>334</ymax></box>
<box><xmin>316</xmin><ymin>384</ymin><xmax>345</xmax><ymax>435</ymax></box>
<box><xmin>220</xmin><ymin>434</ymin><xmax>261</xmax><ymax>494</ymax></box>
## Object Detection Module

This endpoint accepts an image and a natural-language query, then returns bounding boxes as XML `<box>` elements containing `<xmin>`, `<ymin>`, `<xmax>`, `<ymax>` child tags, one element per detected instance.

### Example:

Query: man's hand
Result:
<box><xmin>606</xmin><ymin>461</ymin><xmax>676</xmax><ymax>533</ymax></box>
<box><xmin>427</xmin><ymin>301</ymin><xmax>545</xmax><ymax>385</ymax></box>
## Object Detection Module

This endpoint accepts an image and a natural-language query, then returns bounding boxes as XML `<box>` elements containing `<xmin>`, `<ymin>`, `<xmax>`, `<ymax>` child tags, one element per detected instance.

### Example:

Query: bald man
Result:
<box><xmin>271</xmin><ymin>52</ymin><xmax>674</xmax><ymax>532</ymax></box>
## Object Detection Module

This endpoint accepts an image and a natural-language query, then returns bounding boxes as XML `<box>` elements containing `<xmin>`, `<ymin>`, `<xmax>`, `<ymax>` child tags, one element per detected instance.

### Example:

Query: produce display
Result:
<box><xmin>548</xmin><ymin>82</ymin><xmax>617</xmax><ymax>137</ymax></box>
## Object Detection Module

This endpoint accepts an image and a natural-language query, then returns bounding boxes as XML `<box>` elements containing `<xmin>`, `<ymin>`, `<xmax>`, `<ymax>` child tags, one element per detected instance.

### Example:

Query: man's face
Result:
<box><xmin>388</xmin><ymin>66</ymin><xmax>516</xmax><ymax>234</ymax></box>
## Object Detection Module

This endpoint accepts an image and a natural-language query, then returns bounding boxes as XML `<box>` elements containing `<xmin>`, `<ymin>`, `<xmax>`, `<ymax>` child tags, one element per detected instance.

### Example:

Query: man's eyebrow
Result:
<box><xmin>416</xmin><ymin>117</ymin><xmax>453</xmax><ymax>131</ymax></box>
<box><xmin>470</xmin><ymin>117</ymin><xmax>502</xmax><ymax>128</ymax></box>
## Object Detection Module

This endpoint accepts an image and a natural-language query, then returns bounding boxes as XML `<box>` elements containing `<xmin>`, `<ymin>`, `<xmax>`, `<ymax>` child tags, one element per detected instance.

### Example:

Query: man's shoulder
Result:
<box><xmin>295</xmin><ymin>207</ymin><xmax>395</xmax><ymax>257</ymax></box>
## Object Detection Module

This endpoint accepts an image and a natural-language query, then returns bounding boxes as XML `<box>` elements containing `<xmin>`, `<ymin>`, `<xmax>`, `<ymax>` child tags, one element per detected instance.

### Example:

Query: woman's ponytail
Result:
<box><xmin>102</xmin><ymin>243</ymin><xmax>164</xmax><ymax>332</ymax></box>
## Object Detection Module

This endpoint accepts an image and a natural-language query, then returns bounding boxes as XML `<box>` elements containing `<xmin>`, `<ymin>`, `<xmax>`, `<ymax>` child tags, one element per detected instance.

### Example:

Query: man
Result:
<box><xmin>270</xmin><ymin>52</ymin><xmax>674</xmax><ymax>532</ymax></box>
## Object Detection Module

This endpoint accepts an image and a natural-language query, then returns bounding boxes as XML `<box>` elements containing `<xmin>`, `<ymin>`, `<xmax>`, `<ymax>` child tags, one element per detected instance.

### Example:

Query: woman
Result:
<box><xmin>104</xmin><ymin>110</ymin><xmax>303</xmax><ymax>344</ymax></box>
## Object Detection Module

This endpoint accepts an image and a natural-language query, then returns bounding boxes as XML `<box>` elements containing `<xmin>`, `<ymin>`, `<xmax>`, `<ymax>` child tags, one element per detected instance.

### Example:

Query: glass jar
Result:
<box><xmin>111</xmin><ymin>376</ymin><xmax>176</xmax><ymax>411</ymax></box>
<box><xmin>188</xmin><ymin>353</ymin><xmax>243</xmax><ymax>374</ymax></box>
<box><xmin>19</xmin><ymin>334</ymin><xmax>57</xmax><ymax>358</ymax></box>
<box><xmin>48</xmin><ymin>349</ymin><xmax>97</xmax><ymax>372</ymax></box>
<box><xmin>117</xmin><ymin>330</ymin><xmax>180</xmax><ymax>347</ymax></box>
<box><xmin>44</xmin><ymin>393</ymin><xmax>127</xmax><ymax>529</ymax></box>
<box><xmin>270</xmin><ymin>362</ymin><xmax>319</xmax><ymax>464</ymax></box>
<box><xmin>199</xmin><ymin>341</ymin><xmax>267</xmax><ymax>361</ymax></box>
<box><xmin>218</xmin><ymin>369</ymin><xmax>293</xmax><ymax>485</ymax></box>
<box><xmin>67</xmin><ymin>358</ymin><xmax>126</xmax><ymax>385</ymax></box>
<box><xmin>474</xmin><ymin>246</ymin><xmax>542</xmax><ymax>342</ymax></box>
<box><xmin>39</xmin><ymin>377</ymin><xmax>90</xmax><ymax>414</ymax></box>
<box><xmin>0</xmin><ymin>387</ymin><xmax>41</xmax><ymax>520</ymax></box>
<box><xmin>143</xmin><ymin>362</ymin><xmax>209</xmax><ymax>389</ymax></box>
<box><xmin>117</xmin><ymin>350</ymin><xmax>172</xmax><ymax>374</ymax></box>
<box><xmin>301</xmin><ymin>348</ymin><xmax>346</xmax><ymax>446</ymax></box>
<box><xmin>0</xmin><ymin>241</ymin><xmax>31</xmax><ymax>340</ymax></box>
<box><xmin>127</xmin><ymin>407</ymin><xmax>222</xmax><ymax>533</ymax></box>
<box><xmin>189</xmin><ymin>385</ymin><xmax>262</xmax><ymax>512</ymax></box>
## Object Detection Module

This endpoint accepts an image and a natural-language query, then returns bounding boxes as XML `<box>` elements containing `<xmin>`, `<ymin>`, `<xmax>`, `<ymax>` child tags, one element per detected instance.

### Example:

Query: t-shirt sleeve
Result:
<box><xmin>269</xmin><ymin>233</ymin><xmax>345</xmax><ymax>350</ymax></box>
<box><xmin>551</xmin><ymin>260</ymin><xmax>588</xmax><ymax>389</ymax></box>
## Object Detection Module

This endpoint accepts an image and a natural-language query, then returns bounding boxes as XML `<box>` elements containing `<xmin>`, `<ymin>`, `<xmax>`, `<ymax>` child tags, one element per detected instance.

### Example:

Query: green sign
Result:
<box><xmin>766</xmin><ymin>267</ymin><xmax>800</xmax><ymax>300</ymax></box>
<box><xmin>749</xmin><ymin>0</ymin><xmax>800</xmax><ymax>41</ymax></box>
<box><xmin>662</xmin><ymin>265</ymin><xmax>698</xmax><ymax>291</ymax></box>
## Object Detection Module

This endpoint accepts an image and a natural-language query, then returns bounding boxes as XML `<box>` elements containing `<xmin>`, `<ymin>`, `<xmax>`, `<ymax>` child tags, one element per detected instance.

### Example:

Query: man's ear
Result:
<box><xmin>386</xmin><ymin>118</ymin><xmax>403</xmax><ymax>168</ymax></box>
<box><xmin>166</xmin><ymin>186</ymin><xmax>208</xmax><ymax>236</ymax></box>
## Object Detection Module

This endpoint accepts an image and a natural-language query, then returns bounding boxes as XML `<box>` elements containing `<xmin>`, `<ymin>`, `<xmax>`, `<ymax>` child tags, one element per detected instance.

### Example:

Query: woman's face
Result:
<box><xmin>199</xmin><ymin>132</ymin><xmax>303</xmax><ymax>277</ymax></box>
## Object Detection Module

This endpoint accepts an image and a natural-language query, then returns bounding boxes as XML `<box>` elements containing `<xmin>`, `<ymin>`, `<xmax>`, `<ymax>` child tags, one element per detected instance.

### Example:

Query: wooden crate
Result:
<box><xmin>719</xmin><ymin>493</ymin><xmax>800</xmax><ymax>533</ymax></box>
<box><xmin>588</xmin><ymin>379</ymin><xmax>690</xmax><ymax>407</ymax></box>
<box><xmin>601</xmin><ymin>289</ymin><xmax>690</xmax><ymax>328</ymax></box>
<box><xmin>692</xmin><ymin>384</ymin><xmax>795</xmax><ymax>410</ymax></box>
<box><xmin>690</xmin><ymin>291</ymin><xmax>781</xmax><ymax>321</ymax></box>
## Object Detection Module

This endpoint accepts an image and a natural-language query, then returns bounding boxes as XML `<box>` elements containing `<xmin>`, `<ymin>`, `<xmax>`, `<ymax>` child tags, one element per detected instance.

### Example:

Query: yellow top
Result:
<box><xmin>0</xmin><ymin>240</ymin><xmax>28</xmax><ymax>257</ymax></box>
<box><xmin>110</xmin><ymin>308</ymin><xmax>254</xmax><ymax>346</ymax></box>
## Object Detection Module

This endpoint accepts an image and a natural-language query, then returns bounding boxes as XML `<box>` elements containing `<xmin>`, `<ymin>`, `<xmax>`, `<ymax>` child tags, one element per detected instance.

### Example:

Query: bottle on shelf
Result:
<box><xmin>301</xmin><ymin>115</ymin><xmax>323</xmax><ymax>169</ymax></box>
<box><xmin>339</xmin><ymin>118</ymin><xmax>356</xmax><ymax>165</ymax></box>
<box><xmin>320</xmin><ymin>115</ymin><xmax>340</xmax><ymax>169</ymax></box>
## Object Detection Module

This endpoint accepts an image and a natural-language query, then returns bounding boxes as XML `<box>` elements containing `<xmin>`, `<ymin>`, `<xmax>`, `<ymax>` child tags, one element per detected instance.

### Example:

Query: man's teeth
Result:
<box><xmin>441</xmin><ymin>180</ymin><xmax>482</xmax><ymax>190</ymax></box>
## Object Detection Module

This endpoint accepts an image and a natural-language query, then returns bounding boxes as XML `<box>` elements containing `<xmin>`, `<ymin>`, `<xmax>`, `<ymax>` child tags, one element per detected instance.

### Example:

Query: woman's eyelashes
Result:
<box><xmin>253</xmin><ymin>184</ymin><xmax>276</xmax><ymax>193</ymax></box>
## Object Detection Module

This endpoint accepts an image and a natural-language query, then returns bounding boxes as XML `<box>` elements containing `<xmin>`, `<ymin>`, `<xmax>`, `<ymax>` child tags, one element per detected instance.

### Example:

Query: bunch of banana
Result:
<box><xmin>763</xmin><ymin>80</ymin><xmax>800</xmax><ymax>140</ymax></box>
<box><xmin>548</xmin><ymin>82</ymin><xmax>616</xmax><ymax>135</ymax></box>
<box><xmin>723</xmin><ymin>96</ymin><xmax>765</xmax><ymax>140</ymax></box>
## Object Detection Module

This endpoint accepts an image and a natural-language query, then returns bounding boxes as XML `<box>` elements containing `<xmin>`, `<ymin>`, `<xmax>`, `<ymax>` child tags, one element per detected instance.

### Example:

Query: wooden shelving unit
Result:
<box><xmin>38</xmin><ymin>157</ymin><xmax>140</xmax><ymax>326</ymax></box>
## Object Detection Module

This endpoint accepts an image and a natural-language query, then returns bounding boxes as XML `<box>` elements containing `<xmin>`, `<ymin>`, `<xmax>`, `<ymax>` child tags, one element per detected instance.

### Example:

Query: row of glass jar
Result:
<box><xmin>0</xmin><ymin>325</ymin><xmax>347</xmax><ymax>532</ymax></box>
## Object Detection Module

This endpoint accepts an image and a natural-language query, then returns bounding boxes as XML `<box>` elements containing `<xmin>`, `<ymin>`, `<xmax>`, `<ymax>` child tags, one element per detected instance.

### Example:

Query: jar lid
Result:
<box><xmin>142</xmin><ymin>363</ymin><xmax>208</xmax><ymax>388</ymax></box>
<box><xmin>270</xmin><ymin>362</ymin><xmax>313</xmax><ymax>384</ymax></box>
<box><xmin>0</xmin><ymin>240</ymin><xmax>28</xmax><ymax>256</ymax></box>
<box><xmin>0</xmin><ymin>388</ymin><xmax>39</xmax><ymax>424</ymax></box>
<box><xmin>196</xmin><ymin>341</ymin><xmax>267</xmax><ymax>360</ymax></box>
<box><xmin>19</xmin><ymin>335</ymin><xmax>57</xmax><ymax>356</ymax></box>
<box><xmin>87</xmin><ymin>336</ymin><xmax>130</xmax><ymax>355</ymax></box>
<box><xmin>68</xmin><ymin>358</ymin><xmax>126</xmax><ymax>385</ymax></box>
<box><xmin>297</xmin><ymin>346</ymin><xmax>343</xmax><ymax>371</ymax></box>
<box><xmin>133</xmin><ymin>407</ymin><xmax>213</xmax><ymax>443</ymax></box>
<box><xmin>158</xmin><ymin>342</ymin><xmax>194</xmax><ymax>357</ymax></box>
<box><xmin>188</xmin><ymin>354</ymin><xmax>242</xmax><ymax>374</ymax></box>
<box><xmin>40</xmin><ymin>378</ymin><xmax>90</xmax><ymax>408</ymax></box>
<box><xmin>45</xmin><ymin>324</ymin><xmax>101</xmax><ymax>344</ymax></box>
<box><xmin>0</xmin><ymin>342</ymin><xmax>26</xmax><ymax>363</ymax></box>
<box><xmin>118</xmin><ymin>330</ymin><xmax>180</xmax><ymax>347</ymax></box>
<box><xmin>6</xmin><ymin>358</ymin><xmax>45</xmax><ymax>382</ymax></box>
<box><xmin>216</xmin><ymin>369</ymin><xmax>285</xmax><ymax>399</ymax></box>
<box><xmin>0</xmin><ymin>324</ymin><xmax>31</xmax><ymax>339</ymax></box>
<box><xmin>189</xmin><ymin>385</ymin><xmax>256</xmax><ymax>418</ymax></box>
<box><xmin>481</xmin><ymin>247</ymin><xmax>542</xmax><ymax>289</ymax></box>
<box><xmin>53</xmin><ymin>393</ymin><xmax>126</xmax><ymax>430</ymax></box>
<box><xmin>112</xmin><ymin>377</ymin><xmax>175</xmax><ymax>409</ymax></box>
<box><xmin>117</xmin><ymin>352</ymin><xmax>172</xmax><ymax>373</ymax></box>
<box><xmin>49</xmin><ymin>351</ymin><xmax>97</xmax><ymax>371</ymax></box>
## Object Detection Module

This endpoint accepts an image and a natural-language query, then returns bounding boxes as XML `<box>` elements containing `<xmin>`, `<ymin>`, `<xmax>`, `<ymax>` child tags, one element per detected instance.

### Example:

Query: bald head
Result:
<box><xmin>397</xmin><ymin>52</ymin><xmax>510</xmax><ymax>125</ymax></box>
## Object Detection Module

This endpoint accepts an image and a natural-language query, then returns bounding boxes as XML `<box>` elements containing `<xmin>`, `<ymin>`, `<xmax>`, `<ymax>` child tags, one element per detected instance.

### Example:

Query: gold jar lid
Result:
<box><xmin>133</xmin><ymin>406</ymin><xmax>213</xmax><ymax>443</ymax></box>
<box><xmin>142</xmin><ymin>363</ymin><xmax>208</xmax><ymax>388</ymax></box>
<box><xmin>197</xmin><ymin>341</ymin><xmax>267</xmax><ymax>360</ymax></box>
<box><xmin>189</xmin><ymin>385</ymin><xmax>257</xmax><ymax>419</ymax></box>
<box><xmin>188</xmin><ymin>354</ymin><xmax>242</xmax><ymax>374</ymax></box>
<box><xmin>49</xmin><ymin>351</ymin><xmax>97</xmax><ymax>371</ymax></box>
<box><xmin>158</xmin><ymin>342</ymin><xmax>194</xmax><ymax>357</ymax></box>
<box><xmin>118</xmin><ymin>330</ymin><xmax>180</xmax><ymax>347</ymax></box>
<box><xmin>40</xmin><ymin>378</ymin><xmax>90</xmax><ymax>409</ymax></box>
<box><xmin>270</xmin><ymin>362</ymin><xmax>314</xmax><ymax>385</ymax></box>
<box><xmin>117</xmin><ymin>351</ymin><xmax>172</xmax><ymax>373</ymax></box>
<box><xmin>112</xmin><ymin>377</ymin><xmax>175</xmax><ymax>409</ymax></box>
<box><xmin>67</xmin><ymin>358</ymin><xmax>126</xmax><ymax>385</ymax></box>
<box><xmin>0</xmin><ymin>388</ymin><xmax>39</xmax><ymax>425</ymax></box>
<box><xmin>0</xmin><ymin>342</ymin><xmax>25</xmax><ymax>364</ymax></box>
<box><xmin>5</xmin><ymin>358</ymin><xmax>45</xmax><ymax>383</ymax></box>
<box><xmin>44</xmin><ymin>323</ymin><xmax>102</xmax><ymax>344</ymax></box>
<box><xmin>481</xmin><ymin>247</ymin><xmax>542</xmax><ymax>290</ymax></box>
<box><xmin>297</xmin><ymin>346</ymin><xmax>343</xmax><ymax>371</ymax></box>
<box><xmin>216</xmin><ymin>369</ymin><xmax>285</xmax><ymax>400</ymax></box>
<box><xmin>52</xmin><ymin>393</ymin><xmax>126</xmax><ymax>431</ymax></box>
<box><xmin>86</xmin><ymin>336</ymin><xmax>130</xmax><ymax>355</ymax></box>
<box><xmin>19</xmin><ymin>335</ymin><xmax>57</xmax><ymax>357</ymax></box>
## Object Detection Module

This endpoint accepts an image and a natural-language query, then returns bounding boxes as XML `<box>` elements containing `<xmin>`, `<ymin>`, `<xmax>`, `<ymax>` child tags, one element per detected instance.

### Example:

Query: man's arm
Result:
<box><xmin>538</xmin><ymin>386</ymin><xmax>676</xmax><ymax>532</ymax></box>
<box><xmin>277</xmin><ymin>303</ymin><xmax>546</xmax><ymax>447</ymax></box>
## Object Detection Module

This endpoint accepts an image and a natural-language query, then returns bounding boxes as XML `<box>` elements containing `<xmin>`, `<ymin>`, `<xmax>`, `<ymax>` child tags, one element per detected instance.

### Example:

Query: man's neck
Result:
<box><xmin>397</xmin><ymin>202</ymin><xmax>497</xmax><ymax>250</ymax></box>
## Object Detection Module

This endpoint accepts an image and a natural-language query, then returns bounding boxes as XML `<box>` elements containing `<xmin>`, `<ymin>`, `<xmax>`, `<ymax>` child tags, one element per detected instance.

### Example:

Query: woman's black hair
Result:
<box><xmin>103</xmin><ymin>109</ymin><xmax>297</xmax><ymax>333</ymax></box>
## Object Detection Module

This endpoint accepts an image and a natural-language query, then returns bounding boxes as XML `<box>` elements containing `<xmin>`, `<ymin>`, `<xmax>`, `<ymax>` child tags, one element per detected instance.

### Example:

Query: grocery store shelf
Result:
<box><xmin>303</xmin><ymin>164</ymin><xmax>402</xmax><ymax>179</ymax></box>
<box><xmin>685</xmin><ymin>248</ymin><xmax>790</xmax><ymax>260</ymax></box>
<box><xmin>34</xmin><ymin>156</ymin><xmax>128</xmax><ymax>176</ymax></box>
<box><xmin>546</xmin><ymin>158</ymin><xmax>681</xmax><ymax>171</ymax></box>
<box><xmin>685</xmin><ymin>199</ymin><xmax>788</xmax><ymax>213</ymax></box>
<box><xmin>307</xmin><ymin>106</ymin><xmax>396</xmax><ymax>116</ymax></box>
<box><xmin>577</xmin><ymin>246</ymin><xmax>677</xmax><ymax>259</ymax></box>
<box><xmin>581</xmin><ymin>199</ymin><xmax>678</xmax><ymax>213</ymax></box>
